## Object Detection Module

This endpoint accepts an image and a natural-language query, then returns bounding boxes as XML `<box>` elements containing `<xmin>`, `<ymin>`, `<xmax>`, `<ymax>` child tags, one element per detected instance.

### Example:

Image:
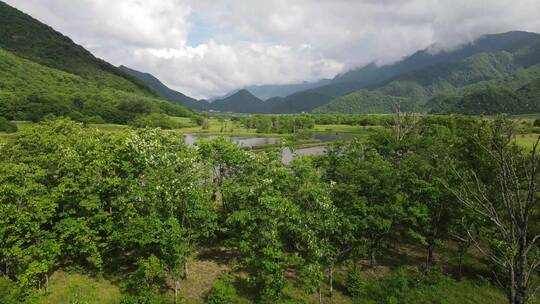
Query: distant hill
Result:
<box><xmin>316</xmin><ymin>50</ymin><xmax>525</xmax><ymax>113</ymax></box>
<box><xmin>264</xmin><ymin>91</ymin><xmax>334</xmax><ymax>114</ymax></box>
<box><xmin>118</xmin><ymin>65</ymin><xmax>208</xmax><ymax>110</ymax></box>
<box><xmin>243</xmin><ymin>79</ymin><xmax>332</xmax><ymax>100</ymax></box>
<box><xmin>426</xmin><ymin>63</ymin><xmax>540</xmax><ymax>115</ymax></box>
<box><xmin>0</xmin><ymin>1</ymin><xmax>191</xmax><ymax>123</ymax></box>
<box><xmin>209</xmin><ymin>89</ymin><xmax>263</xmax><ymax>113</ymax></box>
<box><xmin>314</xmin><ymin>32</ymin><xmax>540</xmax><ymax>114</ymax></box>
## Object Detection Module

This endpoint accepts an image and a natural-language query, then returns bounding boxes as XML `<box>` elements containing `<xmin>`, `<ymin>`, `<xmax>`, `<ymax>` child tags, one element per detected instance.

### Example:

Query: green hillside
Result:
<box><xmin>313</xmin><ymin>90</ymin><xmax>413</xmax><ymax>114</ymax></box>
<box><xmin>0</xmin><ymin>1</ymin><xmax>153</xmax><ymax>96</ymax></box>
<box><xmin>315</xmin><ymin>50</ymin><xmax>540</xmax><ymax>114</ymax></box>
<box><xmin>0</xmin><ymin>49</ymin><xmax>190</xmax><ymax>123</ymax></box>
<box><xmin>427</xmin><ymin>63</ymin><xmax>540</xmax><ymax>114</ymax></box>
<box><xmin>119</xmin><ymin>65</ymin><xmax>209</xmax><ymax>111</ymax></box>
<box><xmin>0</xmin><ymin>1</ymin><xmax>191</xmax><ymax>123</ymax></box>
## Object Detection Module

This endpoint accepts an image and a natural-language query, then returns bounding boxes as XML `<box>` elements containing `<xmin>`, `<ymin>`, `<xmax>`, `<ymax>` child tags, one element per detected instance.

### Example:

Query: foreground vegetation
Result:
<box><xmin>1</xmin><ymin>114</ymin><xmax>539</xmax><ymax>304</ymax></box>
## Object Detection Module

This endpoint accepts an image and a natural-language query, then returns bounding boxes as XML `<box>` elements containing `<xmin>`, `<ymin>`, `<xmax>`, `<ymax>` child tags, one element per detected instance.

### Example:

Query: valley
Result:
<box><xmin>3</xmin><ymin>1</ymin><xmax>540</xmax><ymax>304</ymax></box>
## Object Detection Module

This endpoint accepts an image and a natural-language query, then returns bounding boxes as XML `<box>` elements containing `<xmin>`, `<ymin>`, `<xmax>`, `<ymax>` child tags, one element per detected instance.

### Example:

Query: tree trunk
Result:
<box><xmin>174</xmin><ymin>279</ymin><xmax>180</xmax><ymax>304</ymax></box>
<box><xmin>515</xmin><ymin>241</ymin><xmax>529</xmax><ymax>304</ymax></box>
<box><xmin>45</xmin><ymin>273</ymin><xmax>49</xmax><ymax>293</ymax></box>
<box><xmin>329</xmin><ymin>265</ymin><xmax>334</xmax><ymax>297</ymax></box>
<box><xmin>318</xmin><ymin>283</ymin><xmax>322</xmax><ymax>304</ymax></box>
<box><xmin>183</xmin><ymin>259</ymin><xmax>189</xmax><ymax>280</ymax></box>
<box><xmin>370</xmin><ymin>250</ymin><xmax>377</xmax><ymax>267</ymax></box>
<box><xmin>457</xmin><ymin>253</ymin><xmax>463</xmax><ymax>280</ymax></box>
<box><xmin>508</xmin><ymin>266</ymin><xmax>516</xmax><ymax>304</ymax></box>
<box><xmin>426</xmin><ymin>241</ymin><xmax>435</xmax><ymax>269</ymax></box>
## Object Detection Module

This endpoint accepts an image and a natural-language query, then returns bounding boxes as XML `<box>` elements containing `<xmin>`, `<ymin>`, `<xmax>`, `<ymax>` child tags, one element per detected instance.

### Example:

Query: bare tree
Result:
<box><xmin>451</xmin><ymin>121</ymin><xmax>540</xmax><ymax>304</ymax></box>
<box><xmin>391</xmin><ymin>104</ymin><xmax>419</xmax><ymax>143</ymax></box>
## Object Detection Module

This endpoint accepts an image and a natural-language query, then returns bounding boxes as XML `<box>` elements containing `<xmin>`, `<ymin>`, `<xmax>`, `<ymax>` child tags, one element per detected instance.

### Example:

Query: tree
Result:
<box><xmin>119</xmin><ymin>129</ymin><xmax>217</xmax><ymax>303</ymax></box>
<box><xmin>321</xmin><ymin>140</ymin><xmax>403</xmax><ymax>267</ymax></box>
<box><xmin>451</xmin><ymin>118</ymin><xmax>540</xmax><ymax>304</ymax></box>
<box><xmin>0</xmin><ymin>162</ymin><xmax>59</xmax><ymax>291</ymax></box>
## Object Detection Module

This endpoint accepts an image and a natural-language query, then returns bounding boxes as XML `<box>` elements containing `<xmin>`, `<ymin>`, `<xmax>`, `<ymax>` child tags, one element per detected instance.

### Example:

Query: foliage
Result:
<box><xmin>0</xmin><ymin>116</ymin><xmax>538</xmax><ymax>303</ymax></box>
<box><xmin>240</xmin><ymin>115</ymin><xmax>315</xmax><ymax>133</ymax></box>
<box><xmin>207</xmin><ymin>275</ymin><xmax>241</xmax><ymax>304</ymax></box>
<box><xmin>346</xmin><ymin>267</ymin><xmax>505</xmax><ymax>304</ymax></box>
<box><xmin>313</xmin><ymin>90</ymin><xmax>413</xmax><ymax>114</ymax></box>
<box><xmin>0</xmin><ymin>49</ymin><xmax>191</xmax><ymax>123</ymax></box>
<box><xmin>0</xmin><ymin>116</ymin><xmax>17</xmax><ymax>133</ymax></box>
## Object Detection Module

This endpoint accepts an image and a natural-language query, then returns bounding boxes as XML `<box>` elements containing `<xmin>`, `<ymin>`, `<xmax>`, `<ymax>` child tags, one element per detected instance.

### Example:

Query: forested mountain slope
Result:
<box><xmin>0</xmin><ymin>1</ymin><xmax>154</xmax><ymax>96</ymax></box>
<box><xmin>0</xmin><ymin>1</ymin><xmax>191</xmax><ymax>123</ymax></box>
<box><xmin>315</xmin><ymin>51</ymin><xmax>526</xmax><ymax>113</ymax></box>
<box><xmin>427</xmin><ymin>63</ymin><xmax>540</xmax><ymax>114</ymax></box>
<box><xmin>118</xmin><ymin>65</ymin><xmax>208</xmax><ymax>111</ymax></box>
<box><xmin>0</xmin><ymin>49</ymin><xmax>190</xmax><ymax>122</ymax></box>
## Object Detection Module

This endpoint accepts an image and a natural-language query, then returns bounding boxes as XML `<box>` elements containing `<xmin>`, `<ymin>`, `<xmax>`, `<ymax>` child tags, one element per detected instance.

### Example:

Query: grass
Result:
<box><xmin>40</xmin><ymin>271</ymin><xmax>122</xmax><ymax>304</ymax></box>
<box><xmin>511</xmin><ymin>113</ymin><xmax>540</xmax><ymax>122</ymax></box>
<box><xmin>515</xmin><ymin>133</ymin><xmax>540</xmax><ymax>149</ymax></box>
<box><xmin>313</xmin><ymin>124</ymin><xmax>383</xmax><ymax>134</ymax></box>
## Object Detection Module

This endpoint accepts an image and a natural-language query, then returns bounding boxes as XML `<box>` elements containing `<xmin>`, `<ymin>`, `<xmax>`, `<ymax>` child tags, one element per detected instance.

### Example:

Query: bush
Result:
<box><xmin>82</xmin><ymin>115</ymin><xmax>106</xmax><ymax>124</ymax></box>
<box><xmin>0</xmin><ymin>117</ymin><xmax>17</xmax><ymax>133</ymax></box>
<box><xmin>207</xmin><ymin>275</ymin><xmax>240</xmax><ymax>304</ymax></box>
<box><xmin>0</xmin><ymin>277</ymin><xmax>23</xmax><ymax>304</ymax></box>
<box><xmin>533</xmin><ymin>118</ymin><xmax>540</xmax><ymax>127</ymax></box>
<box><xmin>346</xmin><ymin>267</ymin><xmax>451</xmax><ymax>304</ymax></box>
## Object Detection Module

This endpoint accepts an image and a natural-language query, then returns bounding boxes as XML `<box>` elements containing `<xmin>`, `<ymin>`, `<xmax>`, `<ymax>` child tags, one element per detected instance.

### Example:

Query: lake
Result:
<box><xmin>185</xmin><ymin>134</ymin><xmax>332</xmax><ymax>164</ymax></box>
<box><xmin>184</xmin><ymin>134</ymin><xmax>282</xmax><ymax>148</ymax></box>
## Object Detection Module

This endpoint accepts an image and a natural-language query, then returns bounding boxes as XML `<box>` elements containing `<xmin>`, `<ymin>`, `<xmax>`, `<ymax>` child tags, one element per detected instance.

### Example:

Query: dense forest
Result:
<box><xmin>1</xmin><ymin>116</ymin><xmax>540</xmax><ymax>304</ymax></box>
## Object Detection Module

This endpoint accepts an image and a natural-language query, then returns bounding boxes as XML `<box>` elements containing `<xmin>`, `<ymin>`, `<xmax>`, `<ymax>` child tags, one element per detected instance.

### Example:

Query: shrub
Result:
<box><xmin>0</xmin><ymin>117</ymin><xmax>17</xmax><ymax>133</ymax></box>
<box><xmin>0</xmin><ymin>277</ymin><xmax>23</xmax><ymax>304</ymax></box>
<box><xmin>533</xmin><ymin>118</ymin><xmax>540</xmax><ymax>127</ymax></box>
<box><xmin>346</xmin><ymin>267</ymin><xmax>451</xmax><ymax>304</ymax></box>
<box><xmin>207</xmin><ymin>275</ymin><xmax>240</xmax><ymax>304</ymax></box>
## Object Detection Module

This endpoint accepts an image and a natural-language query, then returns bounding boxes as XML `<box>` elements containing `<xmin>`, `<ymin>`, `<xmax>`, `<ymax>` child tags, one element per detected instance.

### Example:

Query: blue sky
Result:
<box><xmin>5</xmin><ymin>0</ymin><xmax>540</xmax><ymax>99</ymax></box>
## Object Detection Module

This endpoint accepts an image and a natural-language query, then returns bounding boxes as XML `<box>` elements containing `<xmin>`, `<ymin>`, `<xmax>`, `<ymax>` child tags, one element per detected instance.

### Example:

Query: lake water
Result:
<box><xmin>185</xmin><ymin>134</ymin><xmax>332</xmax><ymax>164</ymax></box>
<box><xmin>281</xmin><ymin>146</ymin><xmax>327</xmax><ymax>165</ymax></box>
<box><xmin>314</xmin><ymin>133</ymin><xmax>352</xmax><ymax>142</ymax></box>
<box><xmin>184</xmin><ymin>134</ymin><xmax>282</xmax><ymax>148</ymax></box>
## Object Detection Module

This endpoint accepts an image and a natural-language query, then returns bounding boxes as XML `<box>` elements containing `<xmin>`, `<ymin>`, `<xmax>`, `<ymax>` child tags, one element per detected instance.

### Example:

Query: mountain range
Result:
<box><xmin>118</xmin><ymin>65</ymin><xmax>209</xmax><ymax>111</ymax></box>
<box><xmin>104</xmin><ymin>30</ymin><xmax>540</xmax><ymax>115</ymax></box>
<box><xmin>2</xmin><ymin>0</ymin><xmax>540</xmax><ymax>118</ymax></box>
<box><xmin>201</xmin><ymin>31</ymin><xmax>540</xmax><ymax>115</ymax></box>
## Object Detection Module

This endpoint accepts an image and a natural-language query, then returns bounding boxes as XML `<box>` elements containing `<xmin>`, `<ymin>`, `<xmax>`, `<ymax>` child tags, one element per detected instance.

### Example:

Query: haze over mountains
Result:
<box><xmin>207</xmin><ymin>31</ymin><xmax>540</xmax><ymax>114</ymax></box>
<box><xmin>120</xmin><ymin>30</ymin><xmax>540</xmax><ymax>115</ymax></box>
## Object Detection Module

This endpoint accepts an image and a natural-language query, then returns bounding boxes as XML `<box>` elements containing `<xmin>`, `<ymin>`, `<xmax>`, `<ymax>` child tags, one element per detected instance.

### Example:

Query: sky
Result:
<box><xmin>5</xmin><ymin>0</ymin><xmax>540</xmax><ymax>99</ymax></box>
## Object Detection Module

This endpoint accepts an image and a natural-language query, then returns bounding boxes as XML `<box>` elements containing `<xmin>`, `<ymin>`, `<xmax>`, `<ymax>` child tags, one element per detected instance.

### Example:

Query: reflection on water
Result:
<box><xmin>186</xmin><ymin>134</ymin><xmax>331</xmax><ymax>164</ymax></box>
<box><xmin>281</xmin><ymin>146</ymin><xmax>327</xmax><ymax>165</ymax></box>
<box><xmin>184</xmin><ymin>134</ymin><xmax>281</xmax><ymax>148</ymax></box>
<box><xmin>314</xmin><ymin>134</ymin><xmax>352</xmax><ymax>142</ymax></box>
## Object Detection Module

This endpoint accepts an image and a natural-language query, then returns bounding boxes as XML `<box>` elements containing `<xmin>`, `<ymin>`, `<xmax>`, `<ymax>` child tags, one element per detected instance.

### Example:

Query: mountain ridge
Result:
<box><xmin>118</xmin><ymin>65</ymin><xmax>208</xmax><ymax>111</ymax></box>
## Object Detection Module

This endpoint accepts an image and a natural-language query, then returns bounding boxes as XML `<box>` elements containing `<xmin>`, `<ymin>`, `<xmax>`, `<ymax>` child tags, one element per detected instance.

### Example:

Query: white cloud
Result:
<box><xmin>4</xmin><ymin>0</ymin><xmax>540</xmax><ymax>98</ymax></box>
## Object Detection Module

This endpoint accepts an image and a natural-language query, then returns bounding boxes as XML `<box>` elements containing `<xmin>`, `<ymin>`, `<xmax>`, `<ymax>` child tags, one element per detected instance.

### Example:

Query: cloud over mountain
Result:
<box><xmin>5</xmin><ymin>0</ymin><xmax>540</xmax><ymax>98</ymax></box>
